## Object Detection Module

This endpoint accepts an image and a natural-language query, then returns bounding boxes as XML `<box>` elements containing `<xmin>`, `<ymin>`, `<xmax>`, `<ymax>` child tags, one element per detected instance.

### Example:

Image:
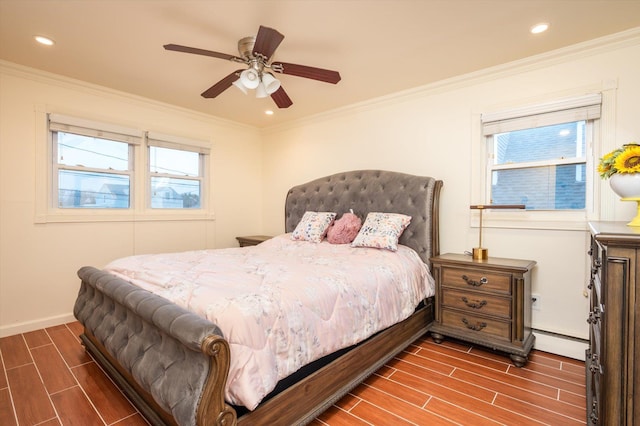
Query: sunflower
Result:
<box><xmin>598</xmin><ymin>143</ymin><xmax>640</xmax><ymax>179</ymax></box>
<box><xmin>614</xmin><ymin>145</ymin><xmax>640</xmax><ymax>174</ymax></box>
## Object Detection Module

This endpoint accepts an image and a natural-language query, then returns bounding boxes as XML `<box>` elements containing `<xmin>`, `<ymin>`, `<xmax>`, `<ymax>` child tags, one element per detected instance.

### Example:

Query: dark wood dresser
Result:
<box><xmin>429</xmin><ymin>253</ymin><xmax>536</xmax><ymax>367</ymax></box>
<box><xmin>587</xmin><ymin>221</ymin><xmax>640</xmax><ymax>425</ymax></box>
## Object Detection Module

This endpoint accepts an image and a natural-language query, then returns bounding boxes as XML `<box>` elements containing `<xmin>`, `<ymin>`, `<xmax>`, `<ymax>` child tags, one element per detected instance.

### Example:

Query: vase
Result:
<box><xmin>609</xmin><ymin>173</ymin><xmax>640</xmax><ymax>227</ymax></box>
<box><xmin>609</xmin><ymin>173</ymin><xmax>640</xmax><ymax>198</ymax></box>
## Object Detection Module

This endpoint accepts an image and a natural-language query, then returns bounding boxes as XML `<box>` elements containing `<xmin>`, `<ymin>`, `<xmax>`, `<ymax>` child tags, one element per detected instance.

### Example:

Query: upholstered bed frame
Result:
<box><xmin>74</xmin><ymin>170</ymin><xmax>442</xmax><ymax>426</ymax></box>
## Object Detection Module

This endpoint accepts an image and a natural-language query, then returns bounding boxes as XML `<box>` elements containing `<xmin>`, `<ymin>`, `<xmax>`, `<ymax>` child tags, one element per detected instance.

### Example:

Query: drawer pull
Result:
<box><xmin>462</xmin><ymin>275</ymin><xmax>488</xmax><ymax>287</ymax></box>
<box><xmin>587</xmin><ymin>307</ymin><xmax>601</xmax><ymax>324</ymax></box>
<box><xmin>589</xmin><ymin>401</ymin><xmax>599</xmax><ymax>424</ymax></box>
<box><xmin>588</xmin><ymin>353</ymin><xmax>600</xmax><ymax>374</ymax></box>
<box><xmin>461</xmin><ymin>297</ymin><xmax>487</xmax><ymax>309</ymax></box>
<box><xmin>461</xmin><ymin>318</ymin><xmax>487</xmax><ymax>331</ymax></box>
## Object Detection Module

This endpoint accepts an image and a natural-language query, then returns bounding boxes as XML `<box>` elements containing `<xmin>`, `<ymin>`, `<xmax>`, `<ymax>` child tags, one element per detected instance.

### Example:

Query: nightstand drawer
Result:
<box><xmin>442</xmin><ymin>267</ymin><xmax>512</xmax><ymax>295</ymax></box>
<box><xmin>441</xmin><ymin>309</ymin><xmax>511</xmax><ymax>341</ymax></box>
<box><xmin>442</xmin><ymin>289</ymin><xmax>511</xmax><ymax>318</ymax></box>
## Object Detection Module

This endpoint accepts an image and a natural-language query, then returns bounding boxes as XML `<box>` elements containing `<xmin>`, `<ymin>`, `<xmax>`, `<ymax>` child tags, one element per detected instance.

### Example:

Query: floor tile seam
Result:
<box><xmin>383</xmin><ymin>367</ymin><xmax>497</xmax><ymax>406</ymax></box>
<box><xmin>367</xmin><ymin>374</ymin><xmax>432</xmax><ymax>408</ymax></box>
<box><xmin>24</xmin><ymin>357</ymin><xmax>63</xmax><ymax>426</ymax></box>
<box><xmin>45</xmin><ymin>326</ymin><xmax>90</xmax><ymax>379</ymax></box>
<box><xmin>26</xmin><ymin>340</ymin><xmax>55</xmax><ymax>351</ymax></box>
<box><xmin>392</xmin><ymin>354</ymin><xmax>456</xmax><ymax>377</ymax></box>
<box><xmin>33</xmin><ymin>415</ymin><xmax>60</xmax><ymax>425</ymax></box>
<box><xmin>105</xmin><ymin>411</ymin><xmax>142</xmax><ymax>426</ymax></box>
<box><xmin>505</xmin><ymin>367</ymin><xmax>587</xmax><ymax>390</ymax></box>
<box><xmin>427</xmin><ymin>396</ymin><xmax>506</xmax><ymax>426</ymax></box>
<box><xmin>516</xmin><ymin>363</ymin><xmax>586</xmax><ymax>381</ymax></box>
<box><xmin>40</xmin><ymin>329</ymin><xmax>102</xmax><ymax>424</ymax></box>
<box><xmin>357</xmin><ymin>385</ymin><xmax>422</xmax><ymax>426</ymax></box>
<box><xmin>416</xmin><ymin>346</ymin><xmax>510</xmax><ymax>374</ymax></box>
<box><xmin>340</xmin><ymin>397</ymin><xmax>375</xmax><ymax>425</ymax></box>
<box><xmin>453</xmin><ymin>367</ymin><xmax>568</xmax><ymax>405</ymax></box>
<box><xmin>1</xmin><ymin>381</ymin><xmax>19</xmax><ymax>426</ymax></box>
<box><xmin>51</xmin><ymin>383</ymin><xmax>110</xmax><ymax>426</ymax></box>
<box><xmin>494</xmin><ymin>392</ymin><xmax>588</xmax><ymax>423</ymax></box>
<box><xmin>558</xmin><ymin>387</ymin><xmax>588</xmax><ymax>399</ymax></box>
<box><xmin>423</xmin><ymin>342</ymin><xmax>511</xmax><ymax>366</ymax></box>
<box><xmin>67</xmin><ymin>358</ymin><xmax>116</xmax><ymax>426</ymax></box>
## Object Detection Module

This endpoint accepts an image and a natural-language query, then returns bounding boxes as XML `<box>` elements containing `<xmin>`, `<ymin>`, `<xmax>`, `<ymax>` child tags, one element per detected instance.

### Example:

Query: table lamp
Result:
<box><xmin>470</xmin><ymin>204</ymin><xmax>526</xmax><ymax>260</ymax></box>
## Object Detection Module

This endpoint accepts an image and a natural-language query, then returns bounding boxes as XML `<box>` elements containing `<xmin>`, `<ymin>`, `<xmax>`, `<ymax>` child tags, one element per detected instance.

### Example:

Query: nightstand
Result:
<box><xmin>429</xmin><ymin>253</ymin><xmax>536</xmax><ymax>367</ymax></box>
<box><xmin>236</xmin><ymin>235</ymin><xmax>272</xmax><ymax>247</ymax></box>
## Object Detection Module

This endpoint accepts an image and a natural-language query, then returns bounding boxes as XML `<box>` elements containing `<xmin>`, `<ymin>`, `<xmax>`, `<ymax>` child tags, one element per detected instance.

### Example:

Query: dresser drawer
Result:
<box><xmin>442</xmin><ymin>288</ymin><xmax>511</xmax><ymax>318</ymax></box>
<box><xmin>441</xmin><ymin>309</ymin><xmax>511</xmax><ymax>341</ymax></box>
<box><xmin>442</xmin><ymin>266</ymin><xmax>512</xmax><ymax>295</ymax></box>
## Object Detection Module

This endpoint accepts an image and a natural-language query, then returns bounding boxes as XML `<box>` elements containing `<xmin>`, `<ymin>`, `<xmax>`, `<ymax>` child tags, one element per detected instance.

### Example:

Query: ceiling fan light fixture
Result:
<box><xmin>232</xmin><ymin>79</ymin><xmax>248</xmax><ymax>94</ymax></box>
<box><xmin>262</xmin><ymin>73</ymin><xmax>281</xmax><ymax>95</ymax></box>
<box><xmin>240</xmin><ymin>68</ymin><xmax>260</xmax><ymax>89</ymax></box>
<box><xmin>255</xmin><ymin>82</ymin><xmax>269</xmax><ymax>98</ymax></box>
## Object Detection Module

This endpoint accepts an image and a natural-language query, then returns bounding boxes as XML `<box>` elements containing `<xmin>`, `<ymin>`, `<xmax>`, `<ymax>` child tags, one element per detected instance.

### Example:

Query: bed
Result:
<box><xmin>73</xmin><ymin>169</ymin><xmax>443</xmax><ymax>426</ymax></box>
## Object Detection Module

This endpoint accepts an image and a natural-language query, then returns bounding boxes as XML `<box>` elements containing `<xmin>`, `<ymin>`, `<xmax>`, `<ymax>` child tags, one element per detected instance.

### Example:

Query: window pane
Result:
<box><xmin>494</xmin><ymin>121</ymin><xmax>586</xmax><ymax>165</ymax></box>
<box><xmin>491</xmin><ymin>164</ymin><xmax>585</xmax><ymax>210</ymax></box>
<box><xmin>57</xmin><ymin>132</ymin><xmax>129</xmax><ymax>170</ymax></box>
<box><xmin>150</xmin><ymin>146</ymin><xmax>199</xmax><ymax>176</ymax></box>
<box><xmin>58</xmin><ymin>170</ymin><xmax>130</xmax><ymax>208</ymax></box>
<box><xmin>151</xmin><ymin>177</ymin><xmax>200</xmax><ymax>208</ymax></box>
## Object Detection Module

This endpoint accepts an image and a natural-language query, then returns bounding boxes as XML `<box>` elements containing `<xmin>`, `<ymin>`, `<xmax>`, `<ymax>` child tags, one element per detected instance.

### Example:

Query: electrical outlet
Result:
<box><xmin>532</xmin><ymin>294</ymin><xmax>541</xmax><ymax>311</ymax></box>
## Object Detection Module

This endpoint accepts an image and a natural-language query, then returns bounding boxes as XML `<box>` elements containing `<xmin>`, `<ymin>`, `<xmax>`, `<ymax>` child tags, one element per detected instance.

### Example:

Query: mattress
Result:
<box><xmin>104</xmin><ymin>234</ymin><xmax>435</xmax><ymax>409</ymax></box>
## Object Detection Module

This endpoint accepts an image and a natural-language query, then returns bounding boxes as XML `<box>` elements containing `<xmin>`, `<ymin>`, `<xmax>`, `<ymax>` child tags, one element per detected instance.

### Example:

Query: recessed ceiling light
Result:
<box><xmin>34</xmin><ymin>35</ymin><xmax>55</xmax><ymax>46</ymax></box>
<box><xmin>265</xmin><ymin>110</ymin><xmax>274</xmax><ymax>115</ymax></box>
<box><xmin>530</xmin><ymin>23</ymin><xmax>549</xmax><ymax>34</ymax></box>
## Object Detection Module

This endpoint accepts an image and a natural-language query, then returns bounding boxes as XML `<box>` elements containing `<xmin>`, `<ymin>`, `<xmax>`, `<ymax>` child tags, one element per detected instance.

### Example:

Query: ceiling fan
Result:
<box><xmin>164</xmin><ymin>25</ymin><xmax>341</xmax><ymax>108</ymax></box>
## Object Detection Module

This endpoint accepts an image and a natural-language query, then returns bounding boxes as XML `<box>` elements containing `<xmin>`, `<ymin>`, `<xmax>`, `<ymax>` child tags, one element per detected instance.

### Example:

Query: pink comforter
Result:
<box><xmin>104</xmin><ymin>234</ymin><xmax>435</xmax><ymax>409</ymax></box>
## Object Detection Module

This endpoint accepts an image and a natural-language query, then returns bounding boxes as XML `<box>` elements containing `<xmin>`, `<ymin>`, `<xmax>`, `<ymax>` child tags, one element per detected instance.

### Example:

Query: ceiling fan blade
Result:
<box><xmin>252</xmin><ymin>26</ymin><xmax>284</xmax><ymax>61</ymax></box>
<box><xmin>271</xmin><ymin>86</ymin><xmax>293</xmax><ymax>108</ymax></box>
<box><xmin>164</xmin><ymin>43</ymin><xmax>240</xmax><ymax>62</ymax></box>
<box><xmin>201</xmin><ymin>70</ymin><xmax>242</xmax><ymax>98</ymax></box>
<box><xmin>271</xmin><ymin>62</ymin><xmax>341</xmax><ymax>84</ymax></box>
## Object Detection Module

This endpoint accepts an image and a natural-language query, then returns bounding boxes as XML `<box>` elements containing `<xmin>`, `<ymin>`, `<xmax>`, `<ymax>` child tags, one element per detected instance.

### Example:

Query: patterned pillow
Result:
<box><xmin>351</xmin><ymin>212</ymin><xmax>411</xmax><ymax>251</ymax></box>
<box><xmin>291</xmin><ymin>211</ymin><xmax>337</xmax><ymax>243</ymax></box>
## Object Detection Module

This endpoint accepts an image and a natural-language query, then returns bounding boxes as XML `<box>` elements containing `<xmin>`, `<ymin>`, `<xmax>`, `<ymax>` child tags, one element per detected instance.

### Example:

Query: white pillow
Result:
<box><xmin>291</xmin><ymin>211</ymin><xmax>337</xmax><ymax>243</ymax></box>
<box><xmin>351</xmin><ymin>212</ymin><xmax>411</xmax><ymax>251</ymax></box>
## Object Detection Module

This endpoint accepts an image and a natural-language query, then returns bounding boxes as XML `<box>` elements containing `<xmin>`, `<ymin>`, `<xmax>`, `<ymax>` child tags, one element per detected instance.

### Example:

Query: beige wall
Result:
<box><xmin>2</xmin><ymin>29</ymin><xmax>640</xmax><ymax>359</ymax></box>
<box><xmin>0</xmin><ymin>63</ymin><xmax>264</xmax><ymax>336</ymax></box>
<box><xmin>261</xmin><ymin>31</ymin><xmax>640</xmax><ymax>358</ymax></box>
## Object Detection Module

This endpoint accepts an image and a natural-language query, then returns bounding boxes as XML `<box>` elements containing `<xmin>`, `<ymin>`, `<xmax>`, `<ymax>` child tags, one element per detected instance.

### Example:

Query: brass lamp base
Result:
<box><xmin>472</xmin><ymin>247</ymin><xmax>488</xmax><ymax>260</ymax></box>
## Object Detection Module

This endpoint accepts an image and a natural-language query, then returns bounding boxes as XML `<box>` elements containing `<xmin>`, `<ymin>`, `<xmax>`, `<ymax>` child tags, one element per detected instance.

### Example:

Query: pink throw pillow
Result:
<box><xmin>327</xmin><ymin>212</ymin><xmax>362</xmax><ymax>244</ymax></box>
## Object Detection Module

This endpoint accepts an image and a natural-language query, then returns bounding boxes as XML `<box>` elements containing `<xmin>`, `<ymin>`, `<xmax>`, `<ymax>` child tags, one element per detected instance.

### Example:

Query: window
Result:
<box><xmin>49</xmin><ymin>114</ymin><xmax>139</xmax><ymax>209</ymax></box>
<box><xmin>481</xmin><ymin>94</ymin><xmax>601</xmax><ymax>212</ymax></box>
<box><xmin>41</xmin><ymin>113</ymin><xmax>212</xmax><ymax>222</ymax></box>
<box><xmin>147</xmin><ymin>132</ymin><xmax>209</xmax><ymax>210</ymax></box>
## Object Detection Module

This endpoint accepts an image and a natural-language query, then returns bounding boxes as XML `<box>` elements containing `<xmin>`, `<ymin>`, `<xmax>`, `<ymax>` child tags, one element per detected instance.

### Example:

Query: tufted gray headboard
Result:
<box><xmin>284</xmin><ymin>170</ymin><xmax>442</xmax><ymax>266</ymax></box>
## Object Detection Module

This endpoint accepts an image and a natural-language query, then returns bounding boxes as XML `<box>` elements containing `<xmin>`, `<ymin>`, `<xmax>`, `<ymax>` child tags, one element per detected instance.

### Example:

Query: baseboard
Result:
<box><xmin>532</xmin><ymin>328</ymin><xmax>588</xmax><ymax>361</ymax></box>
<box><xmin>0</xmin><ymin>313</ymin><xmax>76</xmax><ymax>338</ymax></box>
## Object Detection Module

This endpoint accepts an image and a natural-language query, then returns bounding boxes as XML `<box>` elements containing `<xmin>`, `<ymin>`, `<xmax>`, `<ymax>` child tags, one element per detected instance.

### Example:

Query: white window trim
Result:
<box><xmin>144</xmin><ymin>131</ymin><xmax>210</xmax><ymax>215</ymax></box>
<box><xmin>35</xmin><ymin>107</ymin><xmax>215</xmax><ymax>223</ymax></box>
<box><xmin>470</xmin><ymin>85</ymin><xmax>616</xmax><ymax>232</ymax></box>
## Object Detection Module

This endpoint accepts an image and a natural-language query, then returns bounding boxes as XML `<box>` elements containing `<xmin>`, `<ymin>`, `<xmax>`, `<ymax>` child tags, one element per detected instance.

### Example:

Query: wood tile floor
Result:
<box><xmin>1</xmin><ymin>321</ymin><xmax>585</xmax><ymax>425</ymax></box>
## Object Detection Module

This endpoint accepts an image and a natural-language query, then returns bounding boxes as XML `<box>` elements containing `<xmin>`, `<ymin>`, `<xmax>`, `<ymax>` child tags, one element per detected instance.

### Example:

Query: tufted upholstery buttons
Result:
<box><xmin>284</xmin><ymin>170</ymin><xmax>437</xmax><ymax>264</ymax></box>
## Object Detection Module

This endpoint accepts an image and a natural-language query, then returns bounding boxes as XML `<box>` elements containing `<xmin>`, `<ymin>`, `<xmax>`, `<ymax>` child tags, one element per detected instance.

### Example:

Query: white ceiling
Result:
<box><xmin>1</xmin><ymin>0</ymin><xmax>640</xmax><ymax>128</ymax></box>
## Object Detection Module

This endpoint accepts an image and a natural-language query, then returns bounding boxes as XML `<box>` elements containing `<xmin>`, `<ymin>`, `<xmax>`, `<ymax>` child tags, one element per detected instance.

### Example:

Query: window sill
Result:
<box><xmin>35</xmin><ymin>210</ymin><xmax>215</xmax><ymax>224</ymax></box>
<box><xmin>471</xmin><ymin>210</ymin><xmax>590</xmax><ymax>232</ymax></box>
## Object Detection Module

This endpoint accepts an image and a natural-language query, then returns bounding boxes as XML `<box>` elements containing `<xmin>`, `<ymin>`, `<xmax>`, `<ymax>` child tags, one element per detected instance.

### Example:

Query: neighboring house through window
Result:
<box><xmin>477</xmin><ymin>93</ymin><xmax>601</xmax><ymax>228</ymax></box>
<box><xmin>40</xmin><ymin>113</ymin><xmax>212</xmax><ymax>222</ymax></box>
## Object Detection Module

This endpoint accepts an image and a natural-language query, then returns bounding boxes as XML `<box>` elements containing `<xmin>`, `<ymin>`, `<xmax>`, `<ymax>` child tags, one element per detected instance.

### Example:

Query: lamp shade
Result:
<box><xmin>239</xmin><ymin>68</ymin><xmax>260</xmax><ymax>89</ymax></box>
<box><xmin>232</xmin><ymin>79</ymin><xmax>248</xmax><ymax>94</ymax></box>
<box><xmin>262</xmin><ymin>73</ymin><xmax>281</xmax><ymax>95</ymax></box>
<box><xmin>255</xmin><ymin>82</ymin><xmax>268</xmax><ymax>98</ymax></box>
